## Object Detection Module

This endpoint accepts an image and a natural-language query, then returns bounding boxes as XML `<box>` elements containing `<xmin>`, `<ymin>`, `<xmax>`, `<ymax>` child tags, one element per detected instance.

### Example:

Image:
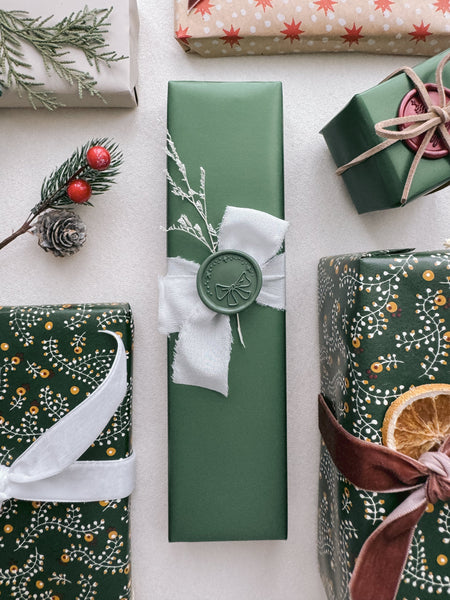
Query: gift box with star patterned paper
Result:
<box><xmin>0</xmin><ymin>303</ymin><xmax>134</xmax><ymax>600</ymax></box>
<box><xmin>162</xmin><ymin>81</ymin><xmax>287</xmax><ymax>542</ymax></box>
<box><xmin>318</xmin><ymin>249</ymin><xmax>450</xmax><ymax>600</ymax></box>
<box><xmin>175</xmin><ymin>0</ymin><xmax>449</xmax><ymax>58</ymax></box>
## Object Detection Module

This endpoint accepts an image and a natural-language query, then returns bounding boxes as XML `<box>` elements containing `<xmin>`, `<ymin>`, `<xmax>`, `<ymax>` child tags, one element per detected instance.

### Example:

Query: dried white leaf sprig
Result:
<box><xmin>165</xmin><ymin>132</ymin><xmax>218</xmax><ymax>254</ymax></box>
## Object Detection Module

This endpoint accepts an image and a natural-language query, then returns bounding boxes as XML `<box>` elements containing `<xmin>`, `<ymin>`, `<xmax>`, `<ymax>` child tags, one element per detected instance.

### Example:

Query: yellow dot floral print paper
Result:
<box><xmin>175</xmin><ymin>0</ymin><xmax>450</xmax><ymax>57</ymax></box>
<box><xmin>0</xmin><ymin>303</ymin><xmax>133</xmax><ymax>600</ymax></box>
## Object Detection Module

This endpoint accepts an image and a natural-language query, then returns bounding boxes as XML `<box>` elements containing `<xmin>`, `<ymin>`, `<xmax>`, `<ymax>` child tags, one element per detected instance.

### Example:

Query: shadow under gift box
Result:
<box><xmin>0</xmin><ymin>0</ymin><xmax>139</xmax><ymax>108</ymax></box>
<box><xmin>318</xmin><ymin>249</ymin><xmax>450</xmax><ymax>600</ymax></box>
<box><xmin>166</xmin><ymin>81</ymin><xmax>287</xmax><ymax>542</ymax></box>
<box><xmin>321</xmin><ymin>51</ymin><xmax>450</xmax><ymax>213</ymax></box>
<box><xmin>0</xmin><ymin>303</ymin><xmax>133</xmax><ymax>599</ymax></box>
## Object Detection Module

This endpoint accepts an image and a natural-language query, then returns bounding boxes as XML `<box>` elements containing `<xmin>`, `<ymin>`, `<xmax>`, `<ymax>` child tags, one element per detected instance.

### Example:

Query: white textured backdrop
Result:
<box><xmin>0</xmin><ymin>1</ymin><xmax>449</xmax><ymax>599</ymax></box>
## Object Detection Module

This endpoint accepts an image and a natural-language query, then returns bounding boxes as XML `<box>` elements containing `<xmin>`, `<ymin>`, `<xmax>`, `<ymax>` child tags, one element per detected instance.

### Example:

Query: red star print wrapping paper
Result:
<box><xmin>175</xmin><ymin>0</ymin><xmax>449</xmax><ymax>57</ymax></box>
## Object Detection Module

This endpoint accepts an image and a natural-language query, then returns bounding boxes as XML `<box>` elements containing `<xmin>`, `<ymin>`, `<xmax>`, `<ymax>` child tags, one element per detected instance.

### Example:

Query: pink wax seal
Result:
<box><xmin>398</xmin><ymin>83</ymin><xmax>450</xmax><ymax>159</ymax></box>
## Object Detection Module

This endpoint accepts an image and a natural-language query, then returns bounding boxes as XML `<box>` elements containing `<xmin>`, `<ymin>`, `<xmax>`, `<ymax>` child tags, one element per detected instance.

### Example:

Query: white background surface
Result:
<box><xmin>1</xmin><ymin>2</ymin><xmax>449</xmax><ymax>599</ymax></box>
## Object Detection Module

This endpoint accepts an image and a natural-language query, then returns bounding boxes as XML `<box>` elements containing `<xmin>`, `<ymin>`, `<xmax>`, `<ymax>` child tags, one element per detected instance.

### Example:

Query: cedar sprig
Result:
<box><xmin>0</xmin><ymin>138</ymin><xmax>122</xmax><ymax>252</ymax></box>
<box><xmin>0</xmin><ymin>7</ymin><xmax>126</xmax><ymax>110</ymax></box>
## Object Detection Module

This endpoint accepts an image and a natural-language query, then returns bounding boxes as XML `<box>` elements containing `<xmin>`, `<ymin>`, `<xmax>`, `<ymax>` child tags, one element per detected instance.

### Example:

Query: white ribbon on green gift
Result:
<box><xmin>159</xmin><ymin>206</ymin><xmax>288</xmax><ymax>397</ymax></box>
<box><xmin>0</xmin><ymin>331</ymin><xmax>135</xmax><ymax>506</ymax></box>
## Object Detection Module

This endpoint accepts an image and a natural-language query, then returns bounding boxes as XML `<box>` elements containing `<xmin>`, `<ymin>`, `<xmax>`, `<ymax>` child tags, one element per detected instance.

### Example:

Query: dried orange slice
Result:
<box><xmin>382</xmin><ymin>384</ymin><xmax>450</xmax><ymax>460</ymax></box>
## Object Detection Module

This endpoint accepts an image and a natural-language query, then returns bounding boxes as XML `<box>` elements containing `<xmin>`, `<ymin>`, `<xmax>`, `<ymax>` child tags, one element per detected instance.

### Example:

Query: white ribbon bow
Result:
<box><xmin>0</xmin><ymin>331</ymin><xmax>135</xmax><ymax>506</ymax></box>
<box><xmin>159</xmin><ymin>206</ymin><xmax>288</xmax><ymax>396</ymax></box>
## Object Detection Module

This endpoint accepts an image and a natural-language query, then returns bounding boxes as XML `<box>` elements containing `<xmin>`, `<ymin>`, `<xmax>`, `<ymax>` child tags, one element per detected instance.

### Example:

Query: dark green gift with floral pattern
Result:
<box><xmin>0</xmin><ymin>303</ymin><xmax>133</xmax><ymax>600</ymax></box>
<box><xmin>318</xmin><ymin>249</ymin><xmax>450</xmax><ymax>600</ymax></box>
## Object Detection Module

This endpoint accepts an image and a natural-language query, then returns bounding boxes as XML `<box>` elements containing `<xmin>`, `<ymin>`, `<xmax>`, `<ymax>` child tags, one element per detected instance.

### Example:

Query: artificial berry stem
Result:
<box><xmin>33</xmin><ymin>164</ymin><xmax>89</xmax><ymax>214</ymax></box>
<box><xmin>0</xmin><ymin>218</ymin><xmax>33</xmax><ymax>251</ymax></box>
<box><xmin>0</xmin><ymin>164</ymin><xmax>89</xmax><ymax>252</ymax></box>
<box><xmin>0</xmin><ymin>141</ymin><xmax>118</xmax><ymax>254</ymax></box>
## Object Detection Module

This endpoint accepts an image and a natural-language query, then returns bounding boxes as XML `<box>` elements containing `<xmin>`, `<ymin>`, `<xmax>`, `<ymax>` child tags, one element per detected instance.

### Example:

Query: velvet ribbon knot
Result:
<box><xmin>337</xmin><ymin>52</ymin><xmax>450</xmax><ymax>205</ymax></box>
<box><xmin>421</xmin><ymin>451</ymin><xmax>450</xmax><ymax>504</ymax></box>
<box><xmin>318</xmin><ymin>394</ymin><xmax>450</xmax><ymax>600</ymax></box>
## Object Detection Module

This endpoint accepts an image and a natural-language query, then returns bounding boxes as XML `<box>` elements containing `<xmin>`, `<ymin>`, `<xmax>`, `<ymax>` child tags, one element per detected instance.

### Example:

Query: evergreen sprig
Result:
<box><xmin>36</xmin><ymin>138</ymin><xmax>123</xmax><ymax>214</ymax></box>
<box><xmin>0</xmin><ymin>7</ymin><xmax>126</xmax><ymax>110</ymax></box>
<box><xmin>0</xmin><ymin>138</ymin><xmax>123</xmax><ymax>252</ymax></box>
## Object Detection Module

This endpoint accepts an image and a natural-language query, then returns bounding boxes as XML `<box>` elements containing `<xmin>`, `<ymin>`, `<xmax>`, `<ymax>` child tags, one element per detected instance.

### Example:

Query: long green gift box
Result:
<box><xmin>166</xmin><ymin>81</ymin><xmax>287</xmax><ymax>542</ymax></box>
<box><xmin>0</xmin><ymin>303</ymin><xmax>133</xmax><ymax>599</ymax></box>
<box><xmin>318</xmin><ymin>249</ymin><xmax>450</xmax><ymax>599</ymax></box>
<box><xmin>321</xmin><ymin>51</ymin><xmax>450</xmax><ymax>213</ymax></box>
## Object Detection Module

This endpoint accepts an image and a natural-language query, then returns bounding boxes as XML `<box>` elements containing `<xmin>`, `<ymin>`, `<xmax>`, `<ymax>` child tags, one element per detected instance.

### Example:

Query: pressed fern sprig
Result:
<box><xmin>0</xmin><ymin>7</ymin><xmax>126</xmax><ymax>110</ymax></box>
<box><xmin>166</xmin><ymin>132</ymin><xmax>218</xmax><ymax>254</ymax></box>
<box><xmin>165</xmin><ymin>135</ymin><xmax>248</xmax><ymax>346</ymax></box>
<box><xmin>0</xmin><ymin>138</ymin><xmax>123</xmax><ymax>252</ymax></box>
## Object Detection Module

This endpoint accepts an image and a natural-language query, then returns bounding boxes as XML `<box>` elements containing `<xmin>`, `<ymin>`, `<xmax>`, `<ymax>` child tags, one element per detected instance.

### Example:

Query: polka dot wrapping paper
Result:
<box><xmin>318</xmin><ymin>249</ymin><xmax>450</xmax><ymax>600</ymax></box>
<box><xmin>0</xmin><ymin>304</ymin><xmax>133</xmax><ymax>600</ymax></box>
<box><xmin>175</xmin><ymin>0</ymin><xmax>450</xmax><ymax>57</ymax></box>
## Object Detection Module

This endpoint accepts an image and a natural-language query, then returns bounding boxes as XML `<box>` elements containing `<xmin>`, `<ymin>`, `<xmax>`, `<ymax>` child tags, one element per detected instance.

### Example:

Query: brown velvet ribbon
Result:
<box><xmin>188</xmin><ymin>0</ymin><xmax>201</xmax><ymax>12</ymax></box>
<box><xmin>337</xmin><ymin>52</ymin><xmax>450</xmax><ymax>206</ymax></box>
<box><xmin>318</xmin><ymin>394</ymin><xmax>450</xmax><ymax>600</ymax></box>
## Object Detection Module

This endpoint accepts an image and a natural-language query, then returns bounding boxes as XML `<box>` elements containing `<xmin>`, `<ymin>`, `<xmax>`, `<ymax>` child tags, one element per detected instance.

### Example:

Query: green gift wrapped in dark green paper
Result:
<box><xmin>161</xmin><ymin>82</ymin><xmax>287</xmax><ymax>542</ymax></box>
<box><xmin>318</xmin><ymin>249</ymin><xmax>450</xmax><ymax>600</ymax></box>
<box><xmin>322</xmin><ymin>51</ymin><xmax>450</xmax><ymax>213</ymax></box>
<box><xmin>0</xmin><ymin>303</ymin><xmax>133</xmax><ymax>599</ymax></box>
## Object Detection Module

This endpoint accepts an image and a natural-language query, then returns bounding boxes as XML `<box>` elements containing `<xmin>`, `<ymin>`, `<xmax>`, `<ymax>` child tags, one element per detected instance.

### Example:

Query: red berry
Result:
<box><xmin>86</xmin><ymin>146</ymin><xmax>111</xmax><ymax>171</ymax></box>
<box><xmin>67</xmin><ymin>179</ymin><xmax>92</xmax><ymax>204</ymax></box>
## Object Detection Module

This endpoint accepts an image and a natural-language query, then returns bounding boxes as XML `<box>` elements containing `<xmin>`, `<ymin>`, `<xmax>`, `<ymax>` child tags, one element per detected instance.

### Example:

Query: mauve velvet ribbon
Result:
<box><xmin>318</xmin><ymin>394</ymin><xmax>450</xmax><ymax>600</ymax></box>
<box><xmin>336</xmin><ymin>52</ymin><xmax>450</xmax><ymax>205</ymax></box>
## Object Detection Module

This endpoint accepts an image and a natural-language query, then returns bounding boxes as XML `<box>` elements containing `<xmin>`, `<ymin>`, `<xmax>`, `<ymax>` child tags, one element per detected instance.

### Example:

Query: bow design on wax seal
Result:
<box><xmin>159</xmin><ymin>206</ymin><xmax>288</xmax><ymax>396</ymax></box>
<box><xmin>216</xmin><ymin>272</ymin><xmax>252</xmax><ymax>306</ymax></box>
<box><xmin>337</xmin><ymin>51</ymin><xmax>450</xmax><ymax>205</ymax></box>
<box><xmin>0</xmin><ymin>332</ymin><xmax>135</xmax><ymax>506</ymax></box>
<box><xmin>319</xmin><ymin>394</ymin><xmax>450</xmax><ymax>600</ymax></box>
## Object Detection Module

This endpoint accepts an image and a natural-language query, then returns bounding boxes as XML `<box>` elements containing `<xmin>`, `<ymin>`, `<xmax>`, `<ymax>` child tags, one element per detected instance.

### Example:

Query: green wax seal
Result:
<box><xmin>196</xmin><ymin>250</ymin><xmax>263</xmax><ymax>315</ymax></box>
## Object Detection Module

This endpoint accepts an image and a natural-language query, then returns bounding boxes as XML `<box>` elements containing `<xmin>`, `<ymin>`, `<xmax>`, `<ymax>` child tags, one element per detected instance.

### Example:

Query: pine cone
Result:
<box><xmin>35</xmin><ymin>210</ymin><xmax>87</xmax><ymax>257</ymax></box>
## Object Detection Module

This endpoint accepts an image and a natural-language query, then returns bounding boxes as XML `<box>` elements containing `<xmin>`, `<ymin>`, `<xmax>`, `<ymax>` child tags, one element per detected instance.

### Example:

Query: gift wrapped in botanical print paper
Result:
<box><xmin>160</xmin><ymin>81</ymin><xmax>287</xmax><ymax>542</ymax></box>
<box><xmin>0</xmin><ymin>303</ymin><xmax>134</xmax><ymax>599</ymax></box>
<box><xmin>322</xmin><ymin>50</ymin><xmax>450</xmax><ymax>213</ymax></box>
<box><xmin>0</xmin><ymin>1</ymin><xmax>139</xmax><ymax>109</ymax></box>
<box><xmin>318</xmin><ymin>249</ymin><xmax>450</xmax><ymax>600</ymax></box>
<box><xmin>175</xmin><ymin>0</ymin><xmax>449</xmax><ymax>58</ymax></box>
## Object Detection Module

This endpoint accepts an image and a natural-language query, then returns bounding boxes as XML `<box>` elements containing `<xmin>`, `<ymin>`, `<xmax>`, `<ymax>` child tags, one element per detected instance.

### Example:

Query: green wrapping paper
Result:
<box><xmin>321</xmin><ymin>51</ymin><xmax>450</xmax><ymax>213</ymax></box>
<box><xmin>318</xmin><ymin>249</ymin><xmax>450</xmax><ymax>599</ymax></box>
<box><xmin>0</xmin><ymin>303</ymin><xmax>133</xmax><ymax>599</ymax></box>
<box><xmin>166</xmin><ymin>82</ymin><xmax>287</xmax><ymax>542</ymax></box>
